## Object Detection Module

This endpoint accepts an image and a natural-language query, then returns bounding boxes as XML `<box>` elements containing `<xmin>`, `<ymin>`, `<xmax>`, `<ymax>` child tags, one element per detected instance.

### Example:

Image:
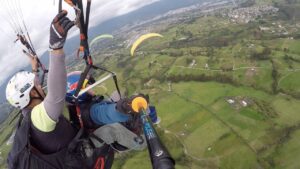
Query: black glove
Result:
<box><xmin>49</xmin><ymin>10</ymin><xmax>75</xmax><ymax>50</ymax></box>
<box><xmin>116</xmin><ymin>94</ymin><xmax>149</xmax><ymax>114</ymax></box>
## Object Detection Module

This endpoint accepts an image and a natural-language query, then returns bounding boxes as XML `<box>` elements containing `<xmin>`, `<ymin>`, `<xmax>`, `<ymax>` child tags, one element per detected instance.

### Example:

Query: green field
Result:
<box><xmin>107</xmin><ymin>1</ymin><xmax>300</xmax><ymax>168</ymax></box>
<box><xmin>1</xmin><ymin>0</ymin><xmax>300</xmax><ymax>168</ymax></box>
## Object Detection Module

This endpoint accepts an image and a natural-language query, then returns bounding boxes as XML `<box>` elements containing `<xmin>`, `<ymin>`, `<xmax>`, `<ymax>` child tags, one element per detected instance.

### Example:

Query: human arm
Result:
<box><xmin>43</xmin><ymin>49</ymin><xmax>66</xmax><ymax>121</ymax></box>
<box><xmin>27</xmin><ymin>54</ymin><xmax>43</xmax><ymax>87</ymax></box>
<box><xmin>44</xmin><ymin>10</ymin><xmax>74</xmax><ymax>121</ymax></box>
<box><xmin>31</xmin><ymin>11</ymin><xmax>74</xmax><ymax>132</ymax></box>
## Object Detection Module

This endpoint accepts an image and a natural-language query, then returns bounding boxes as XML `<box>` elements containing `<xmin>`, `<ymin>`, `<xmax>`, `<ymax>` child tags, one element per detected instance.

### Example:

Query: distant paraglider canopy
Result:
<box><xmin>130</xmin><ymin>33</ymin><xmax>163</xmax><ymax>56</ymax></box>
<box><xmin>90</xmin><ymin>34</ymin><xmax>114</xmax><ymax>47</ymax></box>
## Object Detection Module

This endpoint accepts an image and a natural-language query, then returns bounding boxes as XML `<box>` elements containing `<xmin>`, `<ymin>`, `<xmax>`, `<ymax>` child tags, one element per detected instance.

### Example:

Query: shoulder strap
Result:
<box><xmin>8</xmin><ymin>112</ymin><xmax>31</xmax><ymax>168</ymax></box>
<box><xmin>89</xmin><ymin>133</ymin><xmax>104</xmax><ymax>146</ymax></box>
<box><xmin>104</xmin><ymin>147</ymin><xmax>114</xmax><ymax>169</ymax></box>
<box><xmin>17</xmin><ymin>113</ymin><xmax>24</xmax><ymax>128</ymax></box>
<box><xmin>68</xmin><ymin>128</ymin><xmax>85</xmax><ymax>151</ymax></box>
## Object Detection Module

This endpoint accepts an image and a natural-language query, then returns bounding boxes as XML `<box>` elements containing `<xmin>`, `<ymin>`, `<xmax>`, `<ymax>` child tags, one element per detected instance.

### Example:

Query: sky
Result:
<box><xmin>0</xmin><ymin>0</ymin><xmax>160</xmax><ymax>87</ymax></box>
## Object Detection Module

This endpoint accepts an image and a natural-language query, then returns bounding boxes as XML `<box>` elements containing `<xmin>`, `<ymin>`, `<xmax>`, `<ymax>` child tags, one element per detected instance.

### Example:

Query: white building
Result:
<box><xmin>241</xmin><ymin>100</ymin><xmax>248</xmax><ymax>107</ymax></box>
<box><xmin>227</xmin><ymin>99</ymin><xmax>235</xmax><ymax>104</ymax></box>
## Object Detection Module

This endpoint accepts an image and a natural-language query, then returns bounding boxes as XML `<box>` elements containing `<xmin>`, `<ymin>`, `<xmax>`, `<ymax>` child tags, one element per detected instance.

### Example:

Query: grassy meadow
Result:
<box><xmin>1</xmin><ymin>0</ymin><xmax>300</xmax><ymax>169</ymax></box>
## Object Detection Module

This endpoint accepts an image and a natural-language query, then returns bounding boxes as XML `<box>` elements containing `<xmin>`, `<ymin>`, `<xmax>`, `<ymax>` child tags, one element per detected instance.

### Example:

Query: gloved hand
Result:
<box><xmin>116</xmin><ymin>94</ymin><xmax>149</xmax><ymax>114</ymax></box>
<box><xmin>49</xmin><ymin>10</ymin><xmax>75</xmax><ymax>50</ymax></box>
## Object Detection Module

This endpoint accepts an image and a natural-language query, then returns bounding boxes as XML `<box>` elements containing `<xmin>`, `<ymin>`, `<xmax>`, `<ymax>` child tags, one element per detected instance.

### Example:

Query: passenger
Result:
<box><xmin>6</xmin><ymin>11</ymin><xmax>145</xmax><ymax>169</ymax></box>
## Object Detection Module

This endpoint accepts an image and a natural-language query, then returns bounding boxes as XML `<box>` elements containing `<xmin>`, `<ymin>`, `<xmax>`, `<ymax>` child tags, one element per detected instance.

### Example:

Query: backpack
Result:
<box><xmin>7</xmin><ymin>111</ymin><xmax>114</xmax><ymax>169</ymax></box>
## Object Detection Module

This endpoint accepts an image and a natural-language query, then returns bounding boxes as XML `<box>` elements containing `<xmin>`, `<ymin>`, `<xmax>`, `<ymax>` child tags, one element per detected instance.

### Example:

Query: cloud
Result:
<box><xmin>89</xmin><ymin>0</ymin><xmax>159</xmax><ymax>27</ymax></box>
<box><xmin>0</xmin><ymin>0</ymin><xmax>160</xmax><ymax>86</ymax></box>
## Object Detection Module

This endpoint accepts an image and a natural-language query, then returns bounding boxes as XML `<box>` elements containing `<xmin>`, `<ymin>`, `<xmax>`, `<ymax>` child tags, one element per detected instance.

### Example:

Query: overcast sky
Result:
<box><xmin>0</xmin><ymin>0</ymin><xmax>160</xmax><ymax>87</ymax></box>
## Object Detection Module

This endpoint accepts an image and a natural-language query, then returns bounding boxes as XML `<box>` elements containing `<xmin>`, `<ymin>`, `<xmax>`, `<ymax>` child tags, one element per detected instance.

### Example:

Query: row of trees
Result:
<box><xmin>253</xmin><ymin>99</ymin><xmax>278</xmax><ymax>118</ymax></box>
<box><xmin>166</xmin><ymin>73</ymin><xmax>239</xmax><ymax>86</ymax></box>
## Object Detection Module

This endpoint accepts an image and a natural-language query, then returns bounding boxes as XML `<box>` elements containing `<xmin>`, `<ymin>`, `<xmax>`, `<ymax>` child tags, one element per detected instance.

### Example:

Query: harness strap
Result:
<box><xmin>9</xmin><ymin>110</ymin><xmax>22</xmax><ymax>125</ymax></box>
<box><xmin>92</xmin><ymin>65</ymin><xmax>122</xmax><ymax>98</ymax></box>
<box><xmin>92</xmin><ymin>145</ymin><xmax>115</xmax><ymax>169</ymax></box>
<box><xmin>94</xmin><ymin>157</ymin><xmax>104</xmax><ymax>169</ymax></box>
<box><xmin>74</xmin><ymin>64</ymin><xmax>92</xmax><ymax>97</ymax></box>
<box><xmin>89</xmin><ymin>133</ymin><xmax>104</xmax><ymax>144</ymax></box>
<box><xmin>112</xmin><ymin>75</ymin><xmax>122</xmax><ymax>98</ymax></box>
<box><xmin>58</xmin><ymin>0</ymin><xmax>62</xmax><ymax>12</ymax></box>
<box><xmin>85</xmin><ymin>0</ymin><xmax>91</xmax><ymax>35</ymax></box>
<box><xmin>67</xmin><ymin>128</ymin><xmax>84</xmax><ymax>151</ymax></box>
<box><xmin>73</xmin><ymin>63</ymin><xmax>92</xmax><ymax>130</ymax></box>
<box><xmin>75</xmin><ymin>105</ymin><xmax>84</xmax><ymax>128</ymax></box>
<box><xmin>104</xmin><ymin>147</ymin><xmax>114</xmax><ymax>169</ymax></box>
<box><xmin>24</xmin><ymin>112</ymin><xmax>60</xmax><ymax>169</ymax></box>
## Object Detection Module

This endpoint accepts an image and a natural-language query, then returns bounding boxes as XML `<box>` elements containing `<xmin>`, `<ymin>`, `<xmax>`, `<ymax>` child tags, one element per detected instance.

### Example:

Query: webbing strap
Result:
<box><xmin>75</xmin><ymin>105</ymin><xmax>84</xmax><ymax>128</ymax></box>
<box><xmin>94</xmin><ymin>157</ymin><xmax>104</xmax><ymax>169</ymax></box>
<box><xmin>85</xmin><ymin>0</ymin><xmax>91</xmax><ymax>35</ymax></box>
<box><xmin>89</xmin><ymin>133</ymin><xmax>104</xmax><ymax>144</ymax></box>
<box><xmin>91</xmin><ymin>65</ymin><xmax>122</xmax><ymax>98</ymax></box>
<box><xmin>104</xmin><ymin>148</ymin><xmax>114</xmax><ymax>169</ymax></box>
<box><xmin>67</xmin><ymin>128</ymin><xmax>84</xmax><ymax>150</ymax></box>
<box><xmin>112</xmin><ymin>75</ymin><xmax>122</xmax><ymax>98</ymax></box>
<box><xmin>58</xmin><ymin>0</ymin><xmax>62</xmax><ymax>12</ymax></box>
<box><xmin>74</xmin><ymin>64</ymin><xmax>92</xmax><ymax>97</ymax></box>
<box><xmin>67</xmin><ymin>0</ymin><xmax>93</xmax><ymax>99</ymax></box>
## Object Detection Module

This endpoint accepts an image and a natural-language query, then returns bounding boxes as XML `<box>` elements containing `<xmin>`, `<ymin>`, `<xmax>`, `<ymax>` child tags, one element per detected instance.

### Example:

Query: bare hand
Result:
<box><xmin>30</xmin><ymin>56</ymin><xmax>39</xmax><ymax>72</ymax></box>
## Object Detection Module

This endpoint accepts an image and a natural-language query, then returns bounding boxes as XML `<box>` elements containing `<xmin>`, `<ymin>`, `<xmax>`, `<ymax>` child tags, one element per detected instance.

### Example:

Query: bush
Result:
<box><xmin>250</xmin><ymin>47</ymin><xmax>272</xmax><ymax>60</ymax></box>
<box><xmin>271</xmin><ymin>60</ymin><xmax>279</xmax><ymax>94</ymax></box>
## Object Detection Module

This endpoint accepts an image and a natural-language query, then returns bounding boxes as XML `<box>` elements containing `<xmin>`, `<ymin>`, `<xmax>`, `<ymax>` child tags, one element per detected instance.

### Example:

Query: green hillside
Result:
<box><xmin>1</xmin><ymin>0</ymin><xmax>300</xmax><ymax>168</ymax></box>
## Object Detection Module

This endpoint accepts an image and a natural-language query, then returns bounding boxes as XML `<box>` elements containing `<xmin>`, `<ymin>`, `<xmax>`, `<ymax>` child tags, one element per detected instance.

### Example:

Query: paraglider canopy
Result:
<box><xmin>90</xmin><ymin>34</ymin><xmax>113</xmax><ymax>47</ymax></box>
<box><xmin>131</xmin><ymin>33</ymin><xmax>163</xmax><ymax>56</ymax></box>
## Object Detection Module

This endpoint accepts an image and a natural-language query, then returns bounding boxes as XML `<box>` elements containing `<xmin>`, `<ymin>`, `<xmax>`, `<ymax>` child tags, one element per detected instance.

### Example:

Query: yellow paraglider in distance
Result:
<box><xmin>90</xmin><ymin>34</ymin><xmax>114</xmax><ymax>47</ymax></box>
<box><xmin>130</xmin><ymin>33</ymin><xmax>163</xmax><ymax>56</ymax></box>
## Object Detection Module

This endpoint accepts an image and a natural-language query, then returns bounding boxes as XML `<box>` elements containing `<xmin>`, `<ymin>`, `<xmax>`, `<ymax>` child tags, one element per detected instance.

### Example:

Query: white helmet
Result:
<box><xmin>6</xmin><ymin>71</ymin><xmax>35</xmax><ymax>109</ymax></box>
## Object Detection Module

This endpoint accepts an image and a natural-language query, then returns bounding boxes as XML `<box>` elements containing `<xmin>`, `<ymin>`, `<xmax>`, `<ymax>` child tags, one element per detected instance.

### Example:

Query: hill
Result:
<box><xmin>89</xmin><ymin>0</ymin><xmax>300</xmax><ymax>168</ymax></box>
<box><xmin>0</xmin><ymin>0</ymin><xmax>300</xmax><ymax>168</ymax></box>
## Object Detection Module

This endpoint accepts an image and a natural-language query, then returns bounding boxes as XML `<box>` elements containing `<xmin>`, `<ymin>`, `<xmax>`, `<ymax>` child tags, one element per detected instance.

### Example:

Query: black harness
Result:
<box><xmin>7</xmin><ymin>111</ymin><xmax>114</xmax><ymax>169</ymax></box>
